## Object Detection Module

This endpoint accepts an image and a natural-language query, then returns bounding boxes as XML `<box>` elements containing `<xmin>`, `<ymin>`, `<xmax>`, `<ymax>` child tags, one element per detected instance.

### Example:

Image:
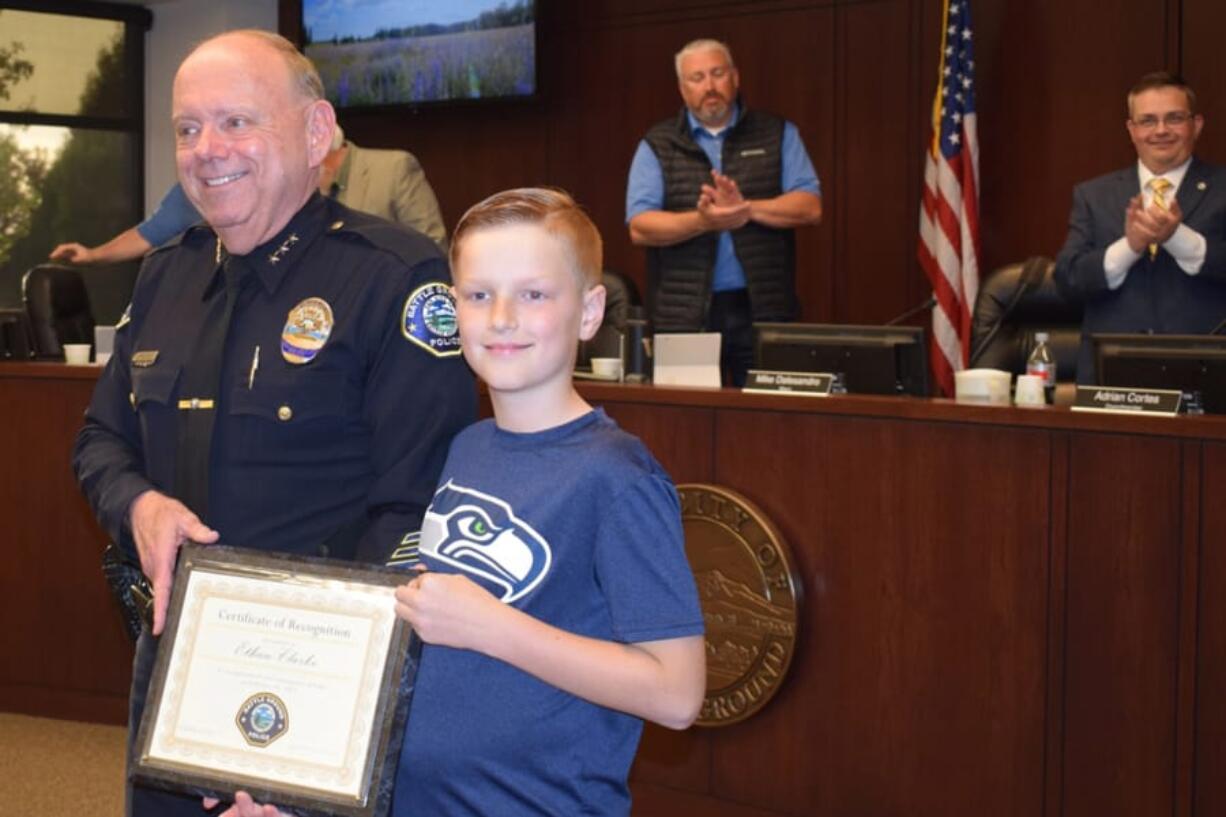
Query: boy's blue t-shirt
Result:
<box><xmin>393</xmin><ymin>409</ymin><xmax>705</xmax><ymax>817</ymax></box>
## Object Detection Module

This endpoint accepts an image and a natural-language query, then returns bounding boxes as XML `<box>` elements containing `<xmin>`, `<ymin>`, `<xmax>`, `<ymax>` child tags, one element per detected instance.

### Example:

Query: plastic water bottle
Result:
<box><xmin>1026</xmin><ymin>332</ymin><xmax>1056</xmax><ymax>404</ymax></box>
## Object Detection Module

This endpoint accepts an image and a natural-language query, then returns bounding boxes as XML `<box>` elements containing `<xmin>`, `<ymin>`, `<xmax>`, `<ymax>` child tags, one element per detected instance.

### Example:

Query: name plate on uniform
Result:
<box><xmin>742</xmin><ymin>369</ymin><xmax>835</xmax><ymax>396</ymax></box>
<box><xmin>1070</xmin><ymin>385</ymin><xmax>1183</xmax><ymax>416</ymax></box>
<box><xmin>132</xmin><ymin>545</ymin><xmax>416</xmax><ymax>817</ymax></box>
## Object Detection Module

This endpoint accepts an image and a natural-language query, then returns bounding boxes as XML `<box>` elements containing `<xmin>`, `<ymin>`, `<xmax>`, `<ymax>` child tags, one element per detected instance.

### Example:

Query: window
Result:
<box><xmin>0</xmin><ymin>1</ymin><xmax>149</xmax><ymax>323</ymax></box>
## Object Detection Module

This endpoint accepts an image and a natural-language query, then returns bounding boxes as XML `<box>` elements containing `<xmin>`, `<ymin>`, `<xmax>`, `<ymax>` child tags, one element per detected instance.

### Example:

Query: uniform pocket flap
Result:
<box><xmin>229</xmin><ymin>370</ymin><xmax>347</xmax><ymax>423</ymax></box>
<box><xmin>131</xmin><ymin>366</ymin><xmax>181</xmax><ymax>407</ymax></box>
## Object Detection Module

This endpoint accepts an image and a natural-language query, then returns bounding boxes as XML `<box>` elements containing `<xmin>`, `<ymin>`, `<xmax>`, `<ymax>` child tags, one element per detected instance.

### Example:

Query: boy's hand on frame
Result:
<box><xmin>395</xmin><ymin>568</ymin><xmax>505</xmax><ymax>652</ymax></box>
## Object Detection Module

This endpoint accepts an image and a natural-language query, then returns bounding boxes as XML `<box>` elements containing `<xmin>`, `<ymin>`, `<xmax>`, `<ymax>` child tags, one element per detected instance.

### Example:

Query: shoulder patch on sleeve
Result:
<box><xmin>401</xmin><ymin>282</ymin><xmax>461</xmax><ymax>357</ymax></box>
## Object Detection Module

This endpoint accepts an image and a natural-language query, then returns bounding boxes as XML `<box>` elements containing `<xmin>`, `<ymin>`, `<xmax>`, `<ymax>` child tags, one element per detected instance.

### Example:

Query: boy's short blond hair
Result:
<box><xmin>450</xmin><ymin>188</ymin><xmax>603</xmax><ymax>289</ymax></box>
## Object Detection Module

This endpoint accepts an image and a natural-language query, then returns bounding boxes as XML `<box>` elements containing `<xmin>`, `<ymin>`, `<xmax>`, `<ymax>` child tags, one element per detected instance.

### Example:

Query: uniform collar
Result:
<box><xmin>206</xmin><ymin>193</ymin><xmax>330</xmax><ymax>299</ymax></box>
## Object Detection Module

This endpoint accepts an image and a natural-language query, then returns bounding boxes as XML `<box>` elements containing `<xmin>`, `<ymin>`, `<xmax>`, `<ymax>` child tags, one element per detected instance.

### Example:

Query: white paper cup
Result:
<box><xmin>63</xmin><ymin>343</ymin><xmax>91</xmax><ymax>365</ymax></box>
<box><xmin>94</xmin><ymin>325</ymin><xmax>116</xmax><ymax>359</ymax></box>
<box><xmin>1014</xmin><ymin>374</ymin><xmax>1046</xmax><ymax>406</ymax></box>
<box><xmin>590</xmin><ymin>357</ymin><xmax>623</xmax><ymax>380</ymax></box>
<box><xmin>954</xmin><ymin>368</ymin><xmax>1011</xmax><ymax>405</ymax></box>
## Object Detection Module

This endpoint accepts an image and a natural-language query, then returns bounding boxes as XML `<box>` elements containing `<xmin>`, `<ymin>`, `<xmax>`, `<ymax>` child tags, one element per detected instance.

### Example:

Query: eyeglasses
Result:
<box><xmin>1131</xmin><ymin>111</ymin><xmax>1195</xmax><ymax>131</ymax></box>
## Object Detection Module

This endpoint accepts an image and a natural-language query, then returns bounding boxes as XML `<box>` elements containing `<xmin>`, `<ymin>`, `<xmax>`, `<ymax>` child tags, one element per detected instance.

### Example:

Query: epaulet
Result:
<box><xmin>322</xmin><ymin>204</ymin><xmax>445</xmax><ymax>271</ymax></box>
<box><xmin>146</xmin><ymin>222</ymin><xmax>215</xmax><ymax>258</ymax></box>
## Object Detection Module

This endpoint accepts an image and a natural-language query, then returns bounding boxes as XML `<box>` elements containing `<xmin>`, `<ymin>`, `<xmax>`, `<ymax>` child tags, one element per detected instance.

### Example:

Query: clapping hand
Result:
<box><xmin>1124</xmin><ymin>194</ymin><xmax>1184</xmax><ymax>253</ymax></box>
<box><xmin>695</xmin><ymin>171</ymin><xmax>750</xmax><ymax>231</ymax></box>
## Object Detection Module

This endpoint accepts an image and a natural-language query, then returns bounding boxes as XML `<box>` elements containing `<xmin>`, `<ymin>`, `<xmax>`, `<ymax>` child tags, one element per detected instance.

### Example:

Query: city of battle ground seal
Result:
<box><xmin>678</xmin><ymin>484</ymin><xmax>802</xmax><ymax>727</ymax></box>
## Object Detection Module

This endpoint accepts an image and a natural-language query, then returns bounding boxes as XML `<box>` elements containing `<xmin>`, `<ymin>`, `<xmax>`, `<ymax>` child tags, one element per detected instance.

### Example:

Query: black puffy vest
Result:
<box><xmin>643</xmin><ymin>106</ymin><xmax>797</xmax><ymax>331</ymax></box>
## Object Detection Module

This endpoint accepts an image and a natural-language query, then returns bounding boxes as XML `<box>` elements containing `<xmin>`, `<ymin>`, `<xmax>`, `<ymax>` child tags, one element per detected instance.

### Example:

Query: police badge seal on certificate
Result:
<box><xmin>131</xmin><ymin>545</ymin><xmax>417</xmax><ymax>817</ymax></box>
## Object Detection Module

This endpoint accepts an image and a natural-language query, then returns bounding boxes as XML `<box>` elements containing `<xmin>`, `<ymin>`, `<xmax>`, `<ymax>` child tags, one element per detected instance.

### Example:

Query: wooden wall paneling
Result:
<box><xmin>546</xmin><ymin>25</ymin><xmax>639</xmax><ymax>281</ymax></box>
<box><xmin>835</xmin><ymin>0</ymin><xmax>917</xmax><ymax>325</ymax></box>
<box><xmin>971</xmin><ymin>0</ymin><xmax>1171</xmax><ymax>270</ymax></box>
<box><xmin>1194</xmin><ymin>442</ymin><xmax>1226</xmax><ymax>816</ymax></box>
<box><xmin>1043</xmin><ymin>430</ymin><xmax>1071</xmax><ymax>817</ymax></box>
<box><xmin>706</xmin><ymin>412</ymin><xmax>1048</xmax><ymax>816</ymax></box>
<box><xmin>630</xmin><ymin>781</ymin><xmax>789</xmax><ymax>817</ymax></box>
<box><xmin>0</xmin><ymin>374</ymin><xmax>130</xmax><ymax>724</ymax></box>
<box><xmin>1173</xmin><ymin>441</ymin><xmax>1201</xmax><ymax>817</ymax></box>
<box><xmin>1180</xmin><ymin>0</ymin><xmax>1226</xmax><ymax>166</ymax></box>
<box><xmin>1061</xmin><ymin>433</ymin><xmax>1182</xmax><ymax>817</ymax></box>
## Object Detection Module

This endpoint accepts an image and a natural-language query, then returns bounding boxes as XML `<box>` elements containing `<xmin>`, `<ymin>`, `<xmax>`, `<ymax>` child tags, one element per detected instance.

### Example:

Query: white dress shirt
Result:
<box><xmin>1102</xmin><ymin>158</ymin><xmax>1207</xmax><ymax>288</ymax></box>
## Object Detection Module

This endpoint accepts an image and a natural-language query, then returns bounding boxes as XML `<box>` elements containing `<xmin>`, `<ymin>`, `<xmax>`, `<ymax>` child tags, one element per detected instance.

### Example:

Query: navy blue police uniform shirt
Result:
<box><xmin>73</xmin><ymin>193</ymin><xmax>476</xmax><ymax>564</ymax></box>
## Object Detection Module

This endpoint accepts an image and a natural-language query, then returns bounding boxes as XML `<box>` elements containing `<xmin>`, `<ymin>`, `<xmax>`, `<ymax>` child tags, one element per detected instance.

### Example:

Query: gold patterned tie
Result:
<box><xmin>1148</xmin><ymin>177</ymin><xmax>1173</xmax><ymax>259</ymax></box>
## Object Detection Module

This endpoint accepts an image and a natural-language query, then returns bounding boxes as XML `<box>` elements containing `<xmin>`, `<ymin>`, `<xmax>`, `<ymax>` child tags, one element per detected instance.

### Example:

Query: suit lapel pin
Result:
<box><xmin>1197</xmin><ymin>181</ymin><xmax>1207</xmax><ymax>191</ymax></box>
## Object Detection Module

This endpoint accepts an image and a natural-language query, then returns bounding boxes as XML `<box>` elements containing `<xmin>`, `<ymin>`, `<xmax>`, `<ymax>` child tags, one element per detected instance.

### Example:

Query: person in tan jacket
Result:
<box><xmin>320</xmin><ymin>125</ymin><xmax>447</xmax><ymax>248</ymax></box>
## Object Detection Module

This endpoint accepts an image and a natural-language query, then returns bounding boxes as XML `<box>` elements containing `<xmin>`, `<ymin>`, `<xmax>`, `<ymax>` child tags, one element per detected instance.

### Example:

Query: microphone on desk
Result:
<box><xmin>1211</xmin><ymin>316</ymin><xmax>1226</xmax><ymax>335</ymax></box>
<box><xmin>885</xmin><ymin>295</ymin><xmax>937</xmax><ymax>326</ymax></box>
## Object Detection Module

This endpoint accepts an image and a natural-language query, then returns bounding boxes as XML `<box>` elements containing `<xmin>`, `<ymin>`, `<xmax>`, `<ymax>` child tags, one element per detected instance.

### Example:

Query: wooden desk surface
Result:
<box><xmin>3</xmin><ymin>365</ymin><xmax>1224</xmax><ymax>817</ymax></box>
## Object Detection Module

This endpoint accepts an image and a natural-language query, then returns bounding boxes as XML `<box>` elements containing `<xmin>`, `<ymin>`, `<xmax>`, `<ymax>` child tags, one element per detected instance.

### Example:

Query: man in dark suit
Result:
<box><xmin>1055</xmin><ymin>71</ymin><xmax>1226</xmax><ymax>383</ymax></box>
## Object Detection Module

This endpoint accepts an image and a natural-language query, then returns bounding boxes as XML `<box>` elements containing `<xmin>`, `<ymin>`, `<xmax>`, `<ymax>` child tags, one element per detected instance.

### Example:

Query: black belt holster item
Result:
<box><xmin>101</xmin><ymin>543</ymin><xmax>153</xmax><ymax>641</ymax></box>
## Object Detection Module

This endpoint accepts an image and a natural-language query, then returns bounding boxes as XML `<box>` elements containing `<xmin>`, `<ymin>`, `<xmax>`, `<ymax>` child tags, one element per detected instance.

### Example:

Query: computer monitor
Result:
<box><xmin>0</xmin><ymin>308</ymin><xmax>33</xmax><ymax>361</ymax></box>
<box><xmin>1092</xmin><ymin>333</ymin><xmax>1226</xmax><ymax>414</ymax></box>
<box><xmin>753</xmin><ymin>323</ymin><xmax>929</xmax><ymax>397</ymax></box>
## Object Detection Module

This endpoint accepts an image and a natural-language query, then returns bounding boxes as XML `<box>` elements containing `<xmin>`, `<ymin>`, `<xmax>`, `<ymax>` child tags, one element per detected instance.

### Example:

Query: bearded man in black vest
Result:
<box><xmin>626</xmin><ymin>38</ymin><xmax>823</xmax><ymax>386</ymax></box>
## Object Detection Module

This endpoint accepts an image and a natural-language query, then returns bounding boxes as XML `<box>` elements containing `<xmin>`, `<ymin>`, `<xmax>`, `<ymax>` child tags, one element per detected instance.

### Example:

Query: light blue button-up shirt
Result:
<box><xmin>625</xmin><ymin>105</ymin><xmax>821</xmax><ymax>292</ymax></box>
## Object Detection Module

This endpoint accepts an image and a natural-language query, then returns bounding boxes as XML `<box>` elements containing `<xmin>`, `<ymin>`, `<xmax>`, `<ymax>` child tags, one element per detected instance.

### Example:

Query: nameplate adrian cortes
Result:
<box><xmin>132</xmin><ymin>545</ymin><xmax>416</xmax><ymax>817</ymax></box>
<box><xmin>677</xmin><ymin>485</ymin><xmax>802</xmax><ymax>727</ymax></box>
<box><xmin>1070</xmin><ymin>385</ymin><xmax>1183</xmax><ymax>417</ymax></box>
<box><xmin>742</xmin><ymin>369</ymin><xmax>834</xmax><ymax>397</ymax></box>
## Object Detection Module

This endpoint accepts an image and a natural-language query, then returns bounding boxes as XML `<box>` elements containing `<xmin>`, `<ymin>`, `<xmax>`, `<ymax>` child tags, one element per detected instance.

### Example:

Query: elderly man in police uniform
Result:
<box><xmin>72</xmin><ymin>29</ymin><xmax>475</xmax><ymax>817</ymax></box>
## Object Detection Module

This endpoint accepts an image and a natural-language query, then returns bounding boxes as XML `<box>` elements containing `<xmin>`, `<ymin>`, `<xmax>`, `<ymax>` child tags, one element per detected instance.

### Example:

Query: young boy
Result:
<box><xmin>213</xmin><ymin>189</ymin><xmax>704</xmax><ymax>817</ymax></box>
<box><xmin>391</xmin><ymin>187</ymin><xmax>706</xmax><ymax>815</ymax></box>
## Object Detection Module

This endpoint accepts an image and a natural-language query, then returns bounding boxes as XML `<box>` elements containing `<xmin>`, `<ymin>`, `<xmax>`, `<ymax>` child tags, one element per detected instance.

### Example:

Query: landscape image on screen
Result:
<box><xmin>303</xmin><ymin>0</ymin><xmax>535</xmax><ymax>108</ymax></box>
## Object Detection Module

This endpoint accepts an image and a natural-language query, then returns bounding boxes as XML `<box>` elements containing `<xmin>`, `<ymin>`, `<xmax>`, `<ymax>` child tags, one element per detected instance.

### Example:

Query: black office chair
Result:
<box><xmin>578</xmin><ymin>270</ymin><xmax>642</xmax><ymax>365</ymax></box>
<box><xmin>22</xmin><ymin>265</ymin><xmax>96</xmax><ymax>359</ymax></box>
<box><xmin>970</xmin><ymin>257</ymin><xmax>1082</xmax><ymax>386</ymax></box>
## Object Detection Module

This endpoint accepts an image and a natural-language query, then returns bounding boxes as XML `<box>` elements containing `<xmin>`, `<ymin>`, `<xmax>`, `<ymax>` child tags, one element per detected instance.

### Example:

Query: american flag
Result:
<box><xmin>918</xmin><ymin>0</ymin><xmax>980</xmax><ymax>397</ymax></box>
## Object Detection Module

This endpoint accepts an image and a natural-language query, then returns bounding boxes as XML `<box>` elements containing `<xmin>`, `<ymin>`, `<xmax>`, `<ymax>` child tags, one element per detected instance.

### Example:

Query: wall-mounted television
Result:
<box><xmin>301</xmin><ymin>0</ymin><xmax>537</xmax><ymax>110</ymax></box>
<box><xmin>753</xmin><ymin>323</ymin><xmax>930</xmax><ymax>397</ymax></box>
<box><xmin>1092</xmin><ymin>333</ymin><xmax>1226</xmax><ymax>414</ymax></box>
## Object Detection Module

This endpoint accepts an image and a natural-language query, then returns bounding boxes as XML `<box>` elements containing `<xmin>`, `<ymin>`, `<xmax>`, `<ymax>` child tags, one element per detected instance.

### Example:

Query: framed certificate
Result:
<box><xmin>132</xmin><ymin>544</ymin><xmax>416</xmax><ymax>817</ymax></box>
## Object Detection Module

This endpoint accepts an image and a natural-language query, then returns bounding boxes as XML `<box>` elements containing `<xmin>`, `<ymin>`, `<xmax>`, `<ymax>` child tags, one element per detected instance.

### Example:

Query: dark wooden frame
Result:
<box><xmin>131</xmin><ymin>544</ymin><xmax>415</xmax><ymax>817</ymax></box>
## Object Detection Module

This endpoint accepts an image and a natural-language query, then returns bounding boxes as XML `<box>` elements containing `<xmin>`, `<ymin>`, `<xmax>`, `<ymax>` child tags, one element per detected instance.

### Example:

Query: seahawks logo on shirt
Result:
<box><xmin>420</xmin><ymin>481</ymin><xmax>551</xmax><ymax>603</ymax></box>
